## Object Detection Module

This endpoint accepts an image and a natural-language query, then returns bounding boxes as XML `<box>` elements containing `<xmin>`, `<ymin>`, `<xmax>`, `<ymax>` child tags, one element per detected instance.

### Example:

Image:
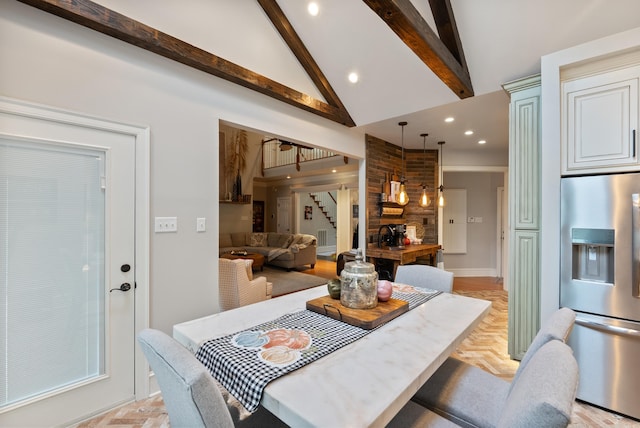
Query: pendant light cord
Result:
<box><xmin>401</xmin><ymin>124</ymin><xmax>405</xmax><ymax>180</ymax></box>
<box><xmin>422</xmin><ymin>134</ymin><xmax>427</xmax><ymax>185</ymax></box>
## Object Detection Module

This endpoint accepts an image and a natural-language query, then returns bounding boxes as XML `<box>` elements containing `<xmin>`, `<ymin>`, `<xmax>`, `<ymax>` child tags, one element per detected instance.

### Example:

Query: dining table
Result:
<box><xmin>173</xmin><ymin>285</ymin><xmax>491</xmax><ymax>427</ymax></box>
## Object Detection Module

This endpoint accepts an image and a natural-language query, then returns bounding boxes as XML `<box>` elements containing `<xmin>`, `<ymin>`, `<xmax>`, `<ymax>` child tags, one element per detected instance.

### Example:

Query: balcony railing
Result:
<box><xmin>262</xmin><ymin>139</ymin><xmax>340</xmax><ymax>172</ymax></box>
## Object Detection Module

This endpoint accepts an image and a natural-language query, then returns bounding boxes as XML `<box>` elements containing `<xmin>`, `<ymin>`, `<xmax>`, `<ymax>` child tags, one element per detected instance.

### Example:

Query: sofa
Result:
<box><xmin>219</xmin><ymin>232</ymin><xmax>317</xmax><ymax>271</ymax></box>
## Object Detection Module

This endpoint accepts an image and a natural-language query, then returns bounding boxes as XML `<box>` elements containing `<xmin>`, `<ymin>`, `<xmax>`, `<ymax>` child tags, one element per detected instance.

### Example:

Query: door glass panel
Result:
<box><xmin>0</xmin><ymin>139</ymin><xmax>105</xmax><ymax>408</ymax></box>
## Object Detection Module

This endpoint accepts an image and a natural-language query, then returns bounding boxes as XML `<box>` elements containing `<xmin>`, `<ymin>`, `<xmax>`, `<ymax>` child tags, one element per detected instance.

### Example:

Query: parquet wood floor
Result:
<box><xmin>76</xmin><ymin>266</ymin><xmax>639</xmax><ymax>427</ymax></box>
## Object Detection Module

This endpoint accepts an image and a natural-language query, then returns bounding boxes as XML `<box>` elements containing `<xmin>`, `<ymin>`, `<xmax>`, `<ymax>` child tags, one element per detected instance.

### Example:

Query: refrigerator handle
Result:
<box><xmin>576</xmin><ymin>316</ymin><xmax>640</xmax><ymax>338</ymax></box>
<box><xmin>633</xmin><ymin>194</ymin><xmax>640</xmax><ymax>298</ymax></box>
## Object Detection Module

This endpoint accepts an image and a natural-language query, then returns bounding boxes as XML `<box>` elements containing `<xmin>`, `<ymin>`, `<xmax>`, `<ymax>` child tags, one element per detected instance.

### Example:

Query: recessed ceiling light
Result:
<box><xmin>464</xmin><ymin>130</ymin><xmax>474</xmax><ymax>135</ymax></box>
<box><xmin>286</xmin><ymin>175</ymin><xmax>291</xmax><ymax>179</ymax></box>
<box><xmin>445</xmin><ymin>117</ymin><xmax>454</xmax><ymax>123</ymax></box>
<box><xmin>348</xmin><ymin>72</ymin><xmax>359</xmax><ymax>83</ymax></box>
<box><xmin>478</xmin><ymin>140</ymin><xmax>486</xmax><ymax>145</ymax></box>
<box><xmin>308</xmin><ymin>2</ymin><xmax>319</xmax><ymax>16</ymax></box>
<box><xmin>332</xmin><ymin>169</ymin><xmax>337</xmax><ymax>173</ymax></box>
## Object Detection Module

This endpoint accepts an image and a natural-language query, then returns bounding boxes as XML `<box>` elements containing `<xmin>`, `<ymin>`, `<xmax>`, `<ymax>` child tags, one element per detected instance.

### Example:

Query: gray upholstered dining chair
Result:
<box><xmin>137</xmin><ymin>328</ymin><xmax>286</xmax><ymax>428</ymax></box>
<box><xmin>387</xmin><ymin>340</ymin><xmax>579</xmax><ymax>427</ymax></box>
<box><xmin>394</xmin><ymin>264</ymin><xmax>454</xmax><ymax>293</ymax></box>
<box><xmin>409</xmin><ymin>307</ymin><xmax>576</xmax><ymax>428</ymax></box>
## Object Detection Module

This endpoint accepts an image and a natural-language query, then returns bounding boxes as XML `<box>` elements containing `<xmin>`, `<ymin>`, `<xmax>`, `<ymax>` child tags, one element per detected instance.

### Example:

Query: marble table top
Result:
<box><xmin>173</xmin><ymin>285</ymin><xmax>491</xmax><ymax>427</ymax></box>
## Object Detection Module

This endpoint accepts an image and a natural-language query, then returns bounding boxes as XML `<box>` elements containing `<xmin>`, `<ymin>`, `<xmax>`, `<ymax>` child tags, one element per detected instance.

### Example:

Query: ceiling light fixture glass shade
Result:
<box><xmin>419</xmin><ymin>186</ymin><xmax>430</xmax><ymax>207</ymax></box>
<box><xmin>279</xmin><ymin>140</ymin><xmax>294</xmax><ymax>151</ymax></box>
<box><xmin>397</xmin><ymin>121</ymin><xmax>409</xmax><ymax>206</ymax></box>
<box><xmin>438</xmin><ymin>141</ymin><xmax>446</xmax><ymax>207</ymax></box>
<box><xmin>419</xmin><ymin>133</ymin><xmax>430</xmax><ymax>207</ymax></box>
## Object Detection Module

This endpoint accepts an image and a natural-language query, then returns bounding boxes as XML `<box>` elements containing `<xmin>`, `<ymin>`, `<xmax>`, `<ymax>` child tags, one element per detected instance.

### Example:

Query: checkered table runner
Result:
<box><xmin>196</xmin><ymin>287</ymin><xmax>440</xmax><ymax>412</ymax></box>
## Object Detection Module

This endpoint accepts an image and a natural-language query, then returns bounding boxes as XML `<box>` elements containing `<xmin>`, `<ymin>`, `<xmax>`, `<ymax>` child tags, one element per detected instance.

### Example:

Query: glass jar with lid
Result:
<box><xmin>340</xmin><ymin>249</ymin><xmax>378</xmax><ymax>309</ymax></box>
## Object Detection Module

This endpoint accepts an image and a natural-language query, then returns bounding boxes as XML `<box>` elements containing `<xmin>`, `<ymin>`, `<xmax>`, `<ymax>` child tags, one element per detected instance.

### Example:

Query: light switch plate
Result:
<box><xmin>155</xmin><ymin>217</ymin><xmax>178</xmax><ymax>232</ymax></box>
<box><xmin>196</xmin><ymin>217</ymin><xmax>206</xmax><ymax>232</ymax></box>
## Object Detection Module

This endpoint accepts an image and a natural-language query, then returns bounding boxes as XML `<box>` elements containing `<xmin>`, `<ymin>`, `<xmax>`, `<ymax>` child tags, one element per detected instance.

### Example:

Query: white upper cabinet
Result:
<box><xmin>562</xmin><ymin>65</ymin><xmax>639</xmax><ymax>175</ymax></box>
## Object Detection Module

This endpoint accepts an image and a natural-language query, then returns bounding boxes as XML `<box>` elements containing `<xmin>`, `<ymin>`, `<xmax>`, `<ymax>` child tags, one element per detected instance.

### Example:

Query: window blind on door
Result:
<box><xmin>0</xmin><ymin>139</ymin><xmax>105</xmax><ymax>408</ymax></box>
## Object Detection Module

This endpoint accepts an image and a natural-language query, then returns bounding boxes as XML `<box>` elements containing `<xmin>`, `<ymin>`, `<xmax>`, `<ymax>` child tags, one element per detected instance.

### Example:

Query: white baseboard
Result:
<box><xmin>448</xmin><ymin>268</ymin><xmax>498</xmax><ymax>277</ymax></box>
<box><xmin>148</xmin><ymin>371</ymin><xmax>160</xmax><ymax>397</ymax></box>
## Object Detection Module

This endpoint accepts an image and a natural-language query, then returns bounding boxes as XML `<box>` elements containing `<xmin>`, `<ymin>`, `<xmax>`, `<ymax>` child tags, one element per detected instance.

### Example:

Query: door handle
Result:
<box><xmin>110</xmin><ymin>283</ymin><xmax>132</xmax><ymax>292</ymax></box>
<box><xmin>576</xmin><ymin>316</ymin><xmax>640</xmax><ymax>338</ymax></box>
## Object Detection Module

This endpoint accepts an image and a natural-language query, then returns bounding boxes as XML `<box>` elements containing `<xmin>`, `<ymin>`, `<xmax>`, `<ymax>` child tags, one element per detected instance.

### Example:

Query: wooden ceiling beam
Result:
<box><xmin>257</xmin><ymin>0</ymin><xmax>354</xmax><ymax>127</ymax></box>
<box><xmin>17</xmin><ymin>0</ymin><xmax>356</xmax><ymax>126</ymax></box>
<box><xmin>428</xmin><ymin>0</ymin><xmax>466</xmax><ymax>66</ymax></box>
<box><xmin>363</xmin><ymin>0</ymin><xmax>473</xmax><ymax>99</ymax></box>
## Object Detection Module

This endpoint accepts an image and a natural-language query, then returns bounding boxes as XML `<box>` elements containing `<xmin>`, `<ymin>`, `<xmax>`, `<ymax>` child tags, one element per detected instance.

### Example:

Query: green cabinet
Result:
<box><xmin>503</xmin><ymin>75</ymin><xmax>541</xmax><ymax>360</ymax></box>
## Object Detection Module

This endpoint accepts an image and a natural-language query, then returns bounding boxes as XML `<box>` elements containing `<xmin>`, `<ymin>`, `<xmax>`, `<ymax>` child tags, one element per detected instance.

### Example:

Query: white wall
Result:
<box><xmin>298</xmin><ymin>192</ymin><xmax>337</xmax><ymax>248</ymax></box>
<box><xmin>0</xmin><ymin>2</ymin><xmax>365</xmax><ymax>335</ymax></box>
<box><xmin>446</xmin><ymin>148</ymin><xmax>508</xmax><ymax>167</ymax></box>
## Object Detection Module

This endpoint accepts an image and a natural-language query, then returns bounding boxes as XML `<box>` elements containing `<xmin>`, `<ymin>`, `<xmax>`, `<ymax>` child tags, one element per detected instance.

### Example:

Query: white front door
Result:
<box><xmin>0</xmin><ymin>102</ymin><xmax>136</xmax><ymax>426</ymax></box>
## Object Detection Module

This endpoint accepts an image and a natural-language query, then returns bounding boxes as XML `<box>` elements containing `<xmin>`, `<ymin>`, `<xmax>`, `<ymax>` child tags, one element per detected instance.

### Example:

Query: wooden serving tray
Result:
<box><xmin>306</xmin><ymin>295</ymin><xmax>409</xmax><ymax>329</ymax></box>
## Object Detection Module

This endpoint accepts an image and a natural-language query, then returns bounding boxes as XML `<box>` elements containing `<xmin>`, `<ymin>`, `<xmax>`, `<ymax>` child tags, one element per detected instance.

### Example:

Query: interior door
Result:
<box><xmin>0</xmin><ymin>106</ymin><xmax>135</xmax><ymax>426</ymax></box>
<box><xmin>277</xmin><ymin>197</ymin><xmax>291</xmax><ymax>233</ymax></box>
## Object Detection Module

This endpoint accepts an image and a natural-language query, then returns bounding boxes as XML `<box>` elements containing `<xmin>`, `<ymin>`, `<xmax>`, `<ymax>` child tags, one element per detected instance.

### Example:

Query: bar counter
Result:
<box><xmin>366</xmin><ymin>243</ymin><xmax>441</xmax><ymax>278</ymax></box>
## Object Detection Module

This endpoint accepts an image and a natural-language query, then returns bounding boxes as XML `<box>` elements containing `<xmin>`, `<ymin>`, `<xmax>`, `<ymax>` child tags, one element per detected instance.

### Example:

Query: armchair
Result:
<box><xmin>219</xmin><ymin>258</ymin><xmax>272</xmax><ymax>311</ymax></box>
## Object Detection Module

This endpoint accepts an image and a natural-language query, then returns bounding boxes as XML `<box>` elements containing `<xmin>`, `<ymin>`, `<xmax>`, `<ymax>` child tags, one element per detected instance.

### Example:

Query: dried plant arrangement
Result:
<box><xmin>226</xmin><ymin>129</ymin><xmax>248</xmax><ymax>176</ymax></box>
<box><xmin>225</xmin><ymin>129</ymin><xmax>248</xmax><ymax>201</ymax></box>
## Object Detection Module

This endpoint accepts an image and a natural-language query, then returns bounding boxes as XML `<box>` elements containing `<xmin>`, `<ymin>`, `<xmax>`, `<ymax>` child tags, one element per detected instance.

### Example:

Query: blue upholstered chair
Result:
<box><xmin>387</xmin><ymin>340</ymin><xmax>579</xmax><ymax>428</ymax></box>
<box><xmin>394</xmin><ymin>264</ymin><xmax>454</xmax><ymax>293</ymax></box>
<box><xmin>137</xmin><ymin>329</ymin><xmax>286</xmax><ymax>428</ymax></box>
<box><xmin>409</xmin><ymin>307</ymin><xmax>577</xmax><ymax>428</ymax></box>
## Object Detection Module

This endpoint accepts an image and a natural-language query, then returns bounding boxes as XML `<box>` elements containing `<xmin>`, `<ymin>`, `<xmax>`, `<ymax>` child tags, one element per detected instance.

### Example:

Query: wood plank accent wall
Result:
<box><xmin>366</xmin><ymin>134</ymin><xmax>439</xmax><ymax>245</ymax></box>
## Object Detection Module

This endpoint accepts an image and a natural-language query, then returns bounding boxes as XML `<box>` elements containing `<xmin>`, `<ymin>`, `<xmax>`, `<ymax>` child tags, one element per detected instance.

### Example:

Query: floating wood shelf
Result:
<box><xmin>378</xmin><ymin>201</ymin><xmax>404</xmax><ymax>217</ymax></box>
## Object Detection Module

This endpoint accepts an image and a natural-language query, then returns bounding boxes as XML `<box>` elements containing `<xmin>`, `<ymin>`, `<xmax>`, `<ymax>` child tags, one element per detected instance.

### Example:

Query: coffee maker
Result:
<box><xmin>377</xmin><ymin>224</ymin><xmax>406</xmax><ymax>249</ymax></box>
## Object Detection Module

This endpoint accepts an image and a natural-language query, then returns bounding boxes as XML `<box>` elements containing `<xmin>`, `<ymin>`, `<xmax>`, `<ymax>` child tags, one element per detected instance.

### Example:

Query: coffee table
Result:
<box><xmin>220</xmin><ymin>252</ymin><xmax>265</xmax><ymax>271</ymax></box>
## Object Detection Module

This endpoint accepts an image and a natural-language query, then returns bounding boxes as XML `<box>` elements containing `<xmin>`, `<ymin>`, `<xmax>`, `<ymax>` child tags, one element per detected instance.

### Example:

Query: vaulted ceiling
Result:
<box><xmin>18</xmin><ymin>0</ymin><xmax>640</xmax><ymax>154</ymax></box>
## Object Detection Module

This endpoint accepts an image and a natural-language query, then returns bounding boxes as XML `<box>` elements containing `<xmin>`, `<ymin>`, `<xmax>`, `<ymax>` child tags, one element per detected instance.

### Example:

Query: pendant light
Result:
<box><xmin>419</xmin><ymin>133</ymin><xmax>431</xmax><ymax>207</ymax></box>
<box><xmin>397</xmin><ymin>121</ymin><xmax>409</xmax><ymax>206</ymax></box>
<box><xmin>438</xmin><ymin>141</ymin><xmax>446</xmax><ymax>207</ymax></box>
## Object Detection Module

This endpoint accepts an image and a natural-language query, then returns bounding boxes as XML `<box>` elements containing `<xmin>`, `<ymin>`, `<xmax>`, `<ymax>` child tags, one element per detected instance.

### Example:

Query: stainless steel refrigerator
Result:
<box><xmin>561</xmin><ymin>173</ymin><xmax>640</xmax><ymax>420</ymax></box>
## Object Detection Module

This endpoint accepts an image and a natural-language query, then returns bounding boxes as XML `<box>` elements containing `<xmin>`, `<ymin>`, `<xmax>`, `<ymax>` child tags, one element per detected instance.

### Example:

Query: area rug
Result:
<box><xmin>261</xmin><ymin>266</ymin><xmax>328</xmax><ymax>297</ymax></box>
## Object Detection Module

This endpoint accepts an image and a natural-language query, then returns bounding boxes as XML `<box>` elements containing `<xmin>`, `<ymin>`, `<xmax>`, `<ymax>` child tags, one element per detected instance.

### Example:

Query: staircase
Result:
<box><xmin>309</xmin><ymin>191</ymin><xmax>337</xmax><ymax>228</ymax></box>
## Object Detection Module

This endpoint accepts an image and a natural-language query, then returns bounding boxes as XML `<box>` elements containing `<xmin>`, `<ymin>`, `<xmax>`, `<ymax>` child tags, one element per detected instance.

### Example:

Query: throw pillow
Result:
<box><xmin>268</xmin><ymin>233</ymin><xmax>293</xmax><ymax>248</ymax></box>
<box><xmin>281</xmin><ymin>235</ymin><xmax>293</xmax><ymax>248</ymax></box>
<box><xmin>249</xmin><ymin>233</ymin><xmax>267</xmax><ymax>247</ymax></box>
<box><xmin>288</xmin><ymin>234</ymin><xmax>303</xmax><ymax>247</ymax></box>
